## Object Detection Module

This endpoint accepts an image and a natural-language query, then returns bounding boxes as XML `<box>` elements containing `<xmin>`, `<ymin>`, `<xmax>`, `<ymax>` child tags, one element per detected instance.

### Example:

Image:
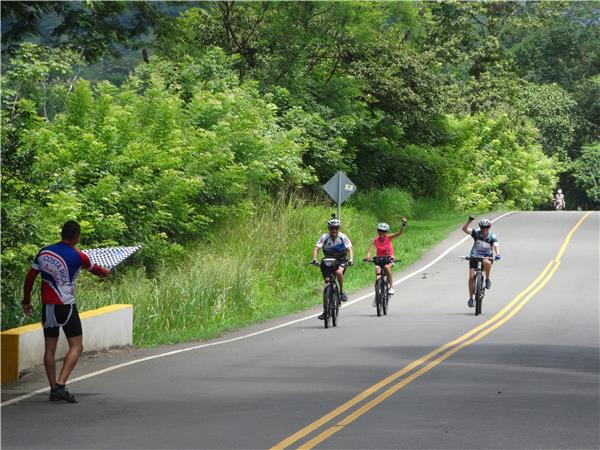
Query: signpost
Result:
<box><xmin>323</xmin><ymin>171</ymin><xmax>357</xmax><ymax>221</ymax></box>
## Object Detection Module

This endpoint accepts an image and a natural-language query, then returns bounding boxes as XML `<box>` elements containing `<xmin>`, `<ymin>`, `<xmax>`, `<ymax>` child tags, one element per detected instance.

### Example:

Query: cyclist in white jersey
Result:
<box><xmin>312</xmin><ymin>218</ymin><xmax>354</xmax><ymax>319</ymax></box>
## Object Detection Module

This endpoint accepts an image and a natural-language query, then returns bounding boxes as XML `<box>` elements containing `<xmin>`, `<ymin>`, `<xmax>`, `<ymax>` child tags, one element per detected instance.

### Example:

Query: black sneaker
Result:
<box><xmin>318</xmin><ymin>313</ymin><xmax>325</xmax><ymax>320</ymax></box>
<box><xmin>340</xmin><ymin>292</ymin><xmax>348</xmax><ymax>302</ymax></box>
<box><xmin>468</xmin><ymin>298</ymin><xmax>474</xmax><ymax>308</ymax></box>
<box><xmin>49</xmin><ymin>387</ymin><xmax>78</xmax><ymax>403</ymax></box>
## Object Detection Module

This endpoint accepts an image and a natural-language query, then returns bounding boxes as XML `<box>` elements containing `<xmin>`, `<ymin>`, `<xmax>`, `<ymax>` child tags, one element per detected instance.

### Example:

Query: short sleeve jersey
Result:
<box><xmin>316</xmin><ymin>232</ymin><xmax>352</xmax><ymax>259</ymax></box>
<box><xmin>32</xmin><ymin>241</ymin><xmax>94</xmax><ymax>305</ymax></box>
<box><xmin>373</xmin><ymin>236</ymin><xmax>394</xmax><ymax>258</ymax></box>
<box><xmin>470</xmin><ymin>229</ymin><xmax>499</xmax><ymax>258</ymax></box>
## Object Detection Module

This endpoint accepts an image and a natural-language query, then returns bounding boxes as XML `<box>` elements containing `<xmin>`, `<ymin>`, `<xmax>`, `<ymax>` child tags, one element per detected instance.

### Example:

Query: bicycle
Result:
<box><xmin>311</xmin><ymin>258</ymin><xmax>343</xmax><ymax>328</ymax></box>
<box><xmin>462</xmin><ymin>256</ymin><xmax>494</xmax><ymax>316</ymax></box>
<box><xmin>363</xmin><ymin>256</ymin><xmax>393</xmax><ymax>316</ymax></box>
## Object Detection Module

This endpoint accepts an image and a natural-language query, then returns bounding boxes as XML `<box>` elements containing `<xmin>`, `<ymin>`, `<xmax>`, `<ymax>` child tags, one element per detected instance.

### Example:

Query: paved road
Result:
<box><xmin>2</xmin><ymin>212</ymin><xmax>598</xmax><ymax>450</ymax></box>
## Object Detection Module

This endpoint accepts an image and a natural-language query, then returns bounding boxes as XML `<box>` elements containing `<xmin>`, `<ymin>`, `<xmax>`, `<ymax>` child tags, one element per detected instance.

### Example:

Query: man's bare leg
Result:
<box><xmin>57</xmin><ymin>335</ymin><xmax>83</xmax><ymax>385</ymax></box>
<box><xmin>44</xmin><ymin>337</ymin><xmax>59</xmax><ymax>388</ymax></box>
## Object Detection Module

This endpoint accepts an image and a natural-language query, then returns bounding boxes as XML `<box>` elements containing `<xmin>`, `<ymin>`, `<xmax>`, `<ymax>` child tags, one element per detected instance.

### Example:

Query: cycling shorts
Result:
<box><xmin>469</xmin><ymin>258</ymin><xmax>493</xmax><ymax>270</ymax></box>
<box><xmin>42</xmin><ymin>304</ymin><xmax>82</xmax><ymax>338</ymax></box>
<box><xmin>320</xmin><ymin>258</ymin><xmax>347</xmax><ymax>279</ymax></box>
<box><xmin>373</xmin><ymin>256</ymin><xmax>394</xmax><ymax>267</ymax></box>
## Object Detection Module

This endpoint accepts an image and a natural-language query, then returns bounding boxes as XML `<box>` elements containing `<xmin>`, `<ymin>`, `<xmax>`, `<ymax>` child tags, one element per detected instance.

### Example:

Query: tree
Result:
<box><xmin>570</xmin><ymin>144</ymin><xmax>600</xmax><ymax>208</ymax></box>
<box><xmin>517</xmin><ymin>83</ymin><xmax>577</xmax><ymax>159</ymax></box>
<box><xmin>1</xmin><ymin>1</ymin><xmax>166</xmax><ymax>63</ymax></box>
<box><xmin>509</xmin><ymin>1</ymin><xmax>600</xmax><ymax>90</ymax></box>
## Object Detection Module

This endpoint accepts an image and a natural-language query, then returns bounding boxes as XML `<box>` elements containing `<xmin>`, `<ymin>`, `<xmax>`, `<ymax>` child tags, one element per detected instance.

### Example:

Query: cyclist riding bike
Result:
<box><xmin>312</xmin><ymin>217</ymin><xmax>354</xmax><ymax>320</ymax></box>
<box><xmin>364</xmin><ymin>218</ymin><xmax>407</xmax><ymax>297</ymax></box>
<box><xmin>462</xmin><ymin>217</ymin><xmax>501</xmax><ymax>308</ymax></box>
<box><xmin>554</xmin><ymin>188</ymin><xmax>566</xmax><ymax>211</ymax></box>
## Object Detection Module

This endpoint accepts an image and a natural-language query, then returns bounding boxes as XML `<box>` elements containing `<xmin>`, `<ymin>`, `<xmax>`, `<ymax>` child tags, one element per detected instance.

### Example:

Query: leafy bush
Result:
<box><xmin>1</xmin><ymin>47</ymin><xmax>314</xmax><ymax>319</ymax></box>
<box><xmin>441</xmin><ymin>113</ymin><xmax>558</xmax><ymax>211</ymax></box>
<box><xmin>517</xmin><ymin>83</ymin><xmax>577</xmax><ymax>158</ymax></box>
<box><xmin>571</xmin><ymin>144</ymin><xmax>600</xmax><ymax>208</ymax></box>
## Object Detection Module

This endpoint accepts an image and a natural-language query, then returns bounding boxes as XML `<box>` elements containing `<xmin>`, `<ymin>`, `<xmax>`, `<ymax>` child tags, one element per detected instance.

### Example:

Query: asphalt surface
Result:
<box><xmin>2</xmin><ymin>211</ymin><xmax>598</xmax><ymax>450</ymax></box>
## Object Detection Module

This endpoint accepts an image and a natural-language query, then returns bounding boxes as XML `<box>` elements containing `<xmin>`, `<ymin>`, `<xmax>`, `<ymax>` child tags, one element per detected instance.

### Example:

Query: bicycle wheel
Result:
<box><xmin>475</xmin><ymin>272</ymin><xmax>483</xmax><ymax>316</ymax></box>
<box><xmin>323</xmin><ymin>284</ymin><xmax>332</xmax><ymax>328</ymax></box>
<box><xmin>382</xmin><ymin>281</ymin><xmax>389</xmax><ymax>315</ymax></box>
<box><xmin>331</xmin><ymin>285</ymin><xmax>339</xmax><ymax>327</ymax></box>
<box><xmin>375</xmin><ymin>278</ymin><xmax>384</xmax><ymax>317</ymax></box>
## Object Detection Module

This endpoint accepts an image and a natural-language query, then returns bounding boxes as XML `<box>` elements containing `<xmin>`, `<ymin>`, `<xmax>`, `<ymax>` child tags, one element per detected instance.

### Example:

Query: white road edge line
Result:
<box><xmin>2</xmin><ymin>212</ymin><xmax>514</xmax><ymax>407</ymax></box>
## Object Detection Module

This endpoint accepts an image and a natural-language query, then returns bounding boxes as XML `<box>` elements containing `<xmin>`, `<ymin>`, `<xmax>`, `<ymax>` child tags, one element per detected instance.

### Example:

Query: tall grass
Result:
<box><xmin>6</xmin><ymin>190</ymin><xmax>469</xmax><ymax>346</ymax></box>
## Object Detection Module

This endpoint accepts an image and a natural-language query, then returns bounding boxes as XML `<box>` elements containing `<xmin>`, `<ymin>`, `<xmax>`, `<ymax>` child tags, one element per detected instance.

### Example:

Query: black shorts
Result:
<box><xmin>320</xmin><ymin>259</ymin><xmax>347</xmax><ymax>279</ymax></box>
<box><xmin>42</xmin><ymin>304</ymin><xmax>82</xmax><ymax>338</ymax></box>
<box><xmin>469</xmin><ymin>258</ymin><xmax>493</xmax><ymax>269</ymax></box>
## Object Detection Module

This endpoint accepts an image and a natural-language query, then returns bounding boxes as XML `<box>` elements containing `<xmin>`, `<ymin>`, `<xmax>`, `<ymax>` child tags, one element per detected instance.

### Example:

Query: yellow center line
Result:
<box><xmin>272</xmin><ymin>260</ymin><xmax>555</xmax><ymax>450</ymax></box>
<box><xmin>271</xmin><ymin>212</ymin><xmax>592</xmax><ymax>450</ymax></box>
<box><xmin>301</xmin><ymin>260</ymin><xmax>563</xmax><ymax>449</ymax></box>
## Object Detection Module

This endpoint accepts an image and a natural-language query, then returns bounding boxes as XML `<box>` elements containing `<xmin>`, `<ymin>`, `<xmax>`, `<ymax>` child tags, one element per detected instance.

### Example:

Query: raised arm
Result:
<box><xmin>463</xmin><ymin>216</ymin><xmax>475</xmax><ymax>235</ymax></box>
<box><xmin>79</xmin><ymin>251</ymin><xmax>112</xmax><ymax>277</ymax></box>
<box><xmin>390</xmin><ymin>218</ymin><xmax>408</xmax><ymax>240</ymax></box>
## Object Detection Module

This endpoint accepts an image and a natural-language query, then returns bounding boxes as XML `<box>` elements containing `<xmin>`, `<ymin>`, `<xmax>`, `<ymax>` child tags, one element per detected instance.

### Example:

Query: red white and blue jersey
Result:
<box><xmin>31</xmin><ymin>241</ymin><xmax>95</xmax><ymax>305</ymax></box>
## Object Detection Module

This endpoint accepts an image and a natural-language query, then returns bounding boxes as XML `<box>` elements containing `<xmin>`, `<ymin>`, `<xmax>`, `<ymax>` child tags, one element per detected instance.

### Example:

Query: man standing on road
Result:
<box><xmin>22</xmin><ymin>220</ymin><xmax>111</xmax><ymax>403</ymax></box>
<box><xmin>462</xmin><ymin>216</ymin><xmax>501</xmax><ymax>308</ymax></box>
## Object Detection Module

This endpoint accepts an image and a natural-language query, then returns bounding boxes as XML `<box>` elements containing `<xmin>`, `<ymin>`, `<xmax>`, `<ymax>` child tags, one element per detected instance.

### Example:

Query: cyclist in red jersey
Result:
<box><xmin>364</xmin><ymin>218</ymin><xmax>407</xmax><ymax>295</ymax></box>
<box><xmin>22</xmin><ymin>220</ymin><xmax>111</xmax><ymax>403</ymax></box>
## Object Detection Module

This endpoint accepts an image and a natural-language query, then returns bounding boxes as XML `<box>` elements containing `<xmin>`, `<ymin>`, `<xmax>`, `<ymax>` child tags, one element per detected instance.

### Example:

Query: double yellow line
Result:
<box><xmin>272</xmin><ymin>212</ymin><xmax>592</xmax><ymax>450</ymax></box>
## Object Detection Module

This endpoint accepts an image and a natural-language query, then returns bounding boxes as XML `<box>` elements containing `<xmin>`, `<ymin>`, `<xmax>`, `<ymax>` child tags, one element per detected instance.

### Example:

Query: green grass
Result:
<box><xmin>7</xmin><ymin>190</ymin><xmax>469</xmax><ymax>346</ymax></box>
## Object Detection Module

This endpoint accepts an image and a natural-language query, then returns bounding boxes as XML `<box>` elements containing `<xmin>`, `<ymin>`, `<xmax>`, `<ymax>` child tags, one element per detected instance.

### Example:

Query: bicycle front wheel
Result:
<box><xmin>475</xmin><ymin>273</ymin><xmax>483</xmax><ymax>316</ymax></box>
<box><xmin>331</xmin><ymin>287</ymin><xmax>339</xmax><ymax>327</ymax></box>
<box><xmin>323</xmin><ymin>284</ymin><xmax>333</xmax><ymax>328</ymax></box>
<box><xmin>375</xmin><ymin>278</ymin><xmax>384</xmax><ymax>317</ymax></box>
<box><xmin>382</xmin><ymin>282</ymin><xmax>389</xmax><ymax>315</ymax></box>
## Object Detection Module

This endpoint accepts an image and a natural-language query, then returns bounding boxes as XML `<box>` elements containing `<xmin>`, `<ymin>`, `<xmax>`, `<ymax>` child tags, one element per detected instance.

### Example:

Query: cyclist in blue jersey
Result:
<box><xmin>312</xmin><ymin>217</ymin><xmax>354</xmax><ymax>320</ymax></box>
<box><xmin>462</xmin><ymin>216</ymin><xmax>501</xmax><ymax>308</ymax></box>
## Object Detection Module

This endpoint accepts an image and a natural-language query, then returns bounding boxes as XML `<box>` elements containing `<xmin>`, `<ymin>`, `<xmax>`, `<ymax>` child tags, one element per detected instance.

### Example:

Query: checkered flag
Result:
<box><xmin>82</xmin><ymin>245</ymin><xmax>142</xmax><ymax>270</ymax></box>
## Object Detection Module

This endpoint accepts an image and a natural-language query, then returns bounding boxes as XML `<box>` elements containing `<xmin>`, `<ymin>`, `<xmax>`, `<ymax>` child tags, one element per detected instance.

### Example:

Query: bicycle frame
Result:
<box><xmin>364</xmin><ymin>256</ymin><xmax>392</xmax><ymax>316</ymax></box>
<box><xmin>372</xmin><ymin>257</ymin><xmax>390</xmax><ymax>286</ymax></box>
<box><xmin>317</xmin><ymin>258</ymin><xmax>341</xmax><ymax>328</ymax></box>
<box><xmin>462</xmin><ymin>256</ymin><xmax>493</xmax><ymax>316</ymax></box>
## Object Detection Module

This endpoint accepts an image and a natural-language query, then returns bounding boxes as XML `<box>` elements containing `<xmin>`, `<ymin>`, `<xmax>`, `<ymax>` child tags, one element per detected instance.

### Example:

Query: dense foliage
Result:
<box><xmin>2</xmin><ymin>1</ymin><xmax>597</xmax><ymax>330</ymax></box>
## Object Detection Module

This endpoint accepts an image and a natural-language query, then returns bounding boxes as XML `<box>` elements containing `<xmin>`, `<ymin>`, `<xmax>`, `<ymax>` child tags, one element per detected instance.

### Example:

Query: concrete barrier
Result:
<box><xmin>1</xmin><ymin>304</ymin><xmax>133</xmax><ymax>384</ymax></box>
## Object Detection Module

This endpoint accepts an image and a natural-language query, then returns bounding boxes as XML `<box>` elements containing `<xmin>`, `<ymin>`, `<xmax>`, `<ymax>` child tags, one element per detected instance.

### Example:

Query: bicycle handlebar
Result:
<box><xmin>311</xmin><ymin>258</ymin><xmax>353</xmax><ymax>266</ymax></box>
<box><xmin>363</xmin><ymin>257</ymin><xmax>398</xmax><ymax>263</ymax></box>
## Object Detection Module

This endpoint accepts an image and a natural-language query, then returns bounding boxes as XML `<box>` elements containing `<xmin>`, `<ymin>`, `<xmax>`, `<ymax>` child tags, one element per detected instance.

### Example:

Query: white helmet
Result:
<box><xmin>327</xmin><ymin>218</ymin><xmax>341</xmax><ymax>229</ymax></box>
<box><xmin>479</xmin><ymin>218</ymin><xmax>492</xmax><ymax>228</ymax></box>
<box><xmin>376</xmin><ymin>223</ymin><xmax>390</xmax><ymax>232</ymax></box>
<box><xmin>557</xmin><ymin>189</ymin><xmax>562</xmax><ymax>194</ymax></box>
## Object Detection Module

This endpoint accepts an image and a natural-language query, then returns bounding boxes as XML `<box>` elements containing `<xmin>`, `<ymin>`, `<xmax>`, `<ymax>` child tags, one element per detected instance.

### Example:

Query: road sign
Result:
<box><xmin>323</xmin><ymin>171</ymin><xmax>357</xmax><ymax>220</ymax></box>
